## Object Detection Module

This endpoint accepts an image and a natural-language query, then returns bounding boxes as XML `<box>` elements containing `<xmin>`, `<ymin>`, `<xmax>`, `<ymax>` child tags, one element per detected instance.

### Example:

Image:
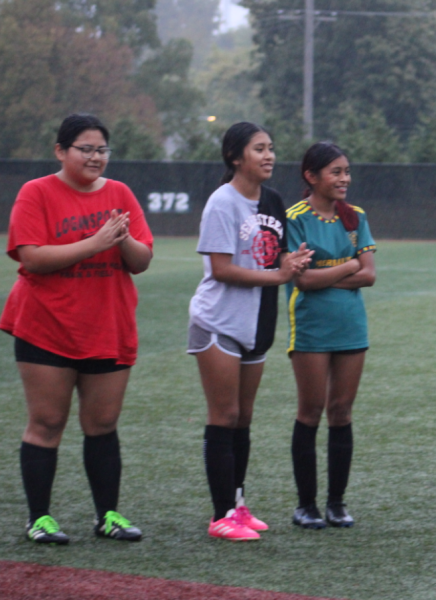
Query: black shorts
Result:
<box><xmin>289</xmin><ymin>347</ymin><xmax>368</xmax><ymax>358</ymax></box>
<box><xmin>14</xmin><ymin>337</ymin><xmax>130</xmax><ymax>375</ymax></box>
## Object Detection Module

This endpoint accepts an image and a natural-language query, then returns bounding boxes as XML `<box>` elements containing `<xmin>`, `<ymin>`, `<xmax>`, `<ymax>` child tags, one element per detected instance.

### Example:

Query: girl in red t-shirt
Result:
<box><xmin>0</xmin><ymin>114</ymin><xmax>153</xmax><ymax>544</ymax></box>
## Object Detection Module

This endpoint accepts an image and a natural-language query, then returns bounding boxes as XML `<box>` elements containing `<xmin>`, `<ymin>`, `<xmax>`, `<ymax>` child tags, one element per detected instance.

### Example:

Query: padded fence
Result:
<box><xmin>0</xmin><ymin>160</ymin><xmax>435</xmax><ymax>239</ymax></box>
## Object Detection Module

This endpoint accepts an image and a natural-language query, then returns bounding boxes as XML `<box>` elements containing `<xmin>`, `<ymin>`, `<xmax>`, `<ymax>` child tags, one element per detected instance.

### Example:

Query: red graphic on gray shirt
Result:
<box><xmin>251</xmin><ymin>231</ymin><xmax>280</xmax><ymax>266</ymax></box>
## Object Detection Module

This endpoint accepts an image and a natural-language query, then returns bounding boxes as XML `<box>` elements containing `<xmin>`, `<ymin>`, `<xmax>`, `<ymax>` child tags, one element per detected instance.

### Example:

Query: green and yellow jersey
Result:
<box><xmin>285</xmin><ymin>200</ymin><xmax>376</xmax><ymax>353</ymax></box>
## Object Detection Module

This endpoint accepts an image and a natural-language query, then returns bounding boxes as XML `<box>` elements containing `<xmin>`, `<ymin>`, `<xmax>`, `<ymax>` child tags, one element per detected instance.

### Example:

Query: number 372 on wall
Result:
<box><xmin>147</xmin><ymin>192</ymin><xmax>190</xmax><ymax>213</ymax></box>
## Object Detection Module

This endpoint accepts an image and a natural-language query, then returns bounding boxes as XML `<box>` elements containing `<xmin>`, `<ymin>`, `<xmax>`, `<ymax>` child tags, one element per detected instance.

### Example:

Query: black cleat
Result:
<box><xmin>326</xmin><ymin>502</ymin><xmax>354</xmax><ymax>527</ymax></box>
<box><xmin>94</xmin><ymin>510</ymin><xmax>142</xmax><ymax>541</ymax></box>
<box><xmin>26</xmin><ymin>515</ymin><xmax>70</xmax><ymax>545</ymax></box>
<box><xmin>293</xmin><ymin>504</ymin><xmax>326</xmax><ymax>529</ymax></box>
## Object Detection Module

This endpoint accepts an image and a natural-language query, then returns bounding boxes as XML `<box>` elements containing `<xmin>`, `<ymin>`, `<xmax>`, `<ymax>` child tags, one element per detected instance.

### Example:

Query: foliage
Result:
<box><xmin>178</xmin><ymin>27</ymin><xmax>267</xmax><ymax>161</ymax></box>
<box><xmin>0</xmin><ymin>0</ymin><xmax>205</xmax><ymax>158</ymax></box>
<box><xmin>241</xmin><ymin>0</ymin><xmax>436</xmax><ymax>161</ymax></box>
<box><xmin>195</xmin><ymin>38</ymin><xmax>264</xmax><ymax>127</ymax></box>
<box><xmin>0</xmin><ymin>0</ymin><xmax>146</xmax><ymax>157</ymax></box>
<box><xmin>171</xmin><ymin>121</ymin><xmax>225</xmax><ymax>161</ymax></box>
<box><xmin>155</xmin><ymin>0</ymin><xmax>220</xmax><ymax>67</ymax></box>
<box><xmin>58</xmin><ymin>0</ymin><xmax>160</xmax><ymax>55</ymax></box>
<box><xmin>110</xmin><ymin>117</ymin><xmax>164</xmax><ymax>160</ymax></box>
<box><xmin>407</xmin><ymin>115</ymin><xmax>436</xmax><ymax>163</ymax></box>
<box><xmin>334</xmin><ymin>105</ymin><xmax>404</xmax><ymax>163</ymax></box>
<box><xmin>135</xmin><ymin>38</ymin><xmax>205</xmax><ymax>138</ymax></box>
<box><xmin>267</xmin><ymin>113</ymin><xmax>309</xmax><ymax>162</ymax></box>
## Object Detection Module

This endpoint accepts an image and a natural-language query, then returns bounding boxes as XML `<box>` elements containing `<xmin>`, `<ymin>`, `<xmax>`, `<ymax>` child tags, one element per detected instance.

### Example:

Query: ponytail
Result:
<box><xmin>220</xmin><ymin>166</ymin><xmax>236</xmax><ymax>185</ymax></box>
<box><xmin>335</xmin><ymin>199</ymin><xmax>359</xmax><ymax>232</ymax></box>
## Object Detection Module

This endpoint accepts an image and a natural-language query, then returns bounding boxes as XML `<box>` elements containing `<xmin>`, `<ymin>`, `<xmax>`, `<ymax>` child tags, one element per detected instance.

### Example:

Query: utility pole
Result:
<box><xmin>280</xmin><ymin>6</ymin><xmax>432</xmax><ymax>141</ymax></box>
<box><xmin>303</xmin><ymin>0</ymin><xmax>314</xmax><ymax>140</ymax></box>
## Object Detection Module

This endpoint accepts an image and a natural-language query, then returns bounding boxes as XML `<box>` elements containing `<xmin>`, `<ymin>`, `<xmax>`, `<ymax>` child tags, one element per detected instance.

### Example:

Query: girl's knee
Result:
<box><xmin>327</xmin><ymin>401</ymin><xmax>353</xmax><ymax>426</ymax></box>
<box><xmin>297</xmin><ymin>402</ymin><xmax>324</xmax><ymax>427</ymax></box>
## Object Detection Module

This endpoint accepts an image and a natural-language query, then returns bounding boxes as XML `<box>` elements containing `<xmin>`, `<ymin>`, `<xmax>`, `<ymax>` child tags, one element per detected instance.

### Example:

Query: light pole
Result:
<box><xmin>303</xmin><ymin>0</ymin><xmax>314</xmax><ymax>140</ymax></box>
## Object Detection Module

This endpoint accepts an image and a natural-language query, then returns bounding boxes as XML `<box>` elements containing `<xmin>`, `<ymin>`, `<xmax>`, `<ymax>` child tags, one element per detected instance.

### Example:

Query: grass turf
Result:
<box><xmin>1</xmin><ymin>235</ymin><xmax>436</xmax><ymax>600</ymax></box>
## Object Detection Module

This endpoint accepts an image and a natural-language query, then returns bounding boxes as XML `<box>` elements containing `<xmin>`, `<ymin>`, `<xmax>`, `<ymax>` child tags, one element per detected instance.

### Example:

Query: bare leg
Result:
<box><xmin>196</xmin><ymin>345</ymin><xmax>241</xmax><ymax>427</ymax></box>
<box><xmin>19</xmin><ymin>363</ymin><xmax>77</xmax><ymax>447</ymax></box>
<box><xmin>326</xmin><ymin>352</ymin><xmax>365</xmax><ymax>426</ymax></box>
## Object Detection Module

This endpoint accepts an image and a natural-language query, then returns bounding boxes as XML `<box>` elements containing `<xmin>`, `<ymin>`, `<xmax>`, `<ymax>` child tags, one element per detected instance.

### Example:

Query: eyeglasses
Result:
<box><xmin>71</xmin><ymin>145</ymin><xmax>112</xmax><ymax>160</ymax></box>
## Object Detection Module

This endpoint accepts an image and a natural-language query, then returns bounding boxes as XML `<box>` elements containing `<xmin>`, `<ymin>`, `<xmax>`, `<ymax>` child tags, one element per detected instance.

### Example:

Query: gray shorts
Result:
<box><xmin>187</xmin><ymin>322</ymin><xmax>266</xmax><ymax>364</ymax></box>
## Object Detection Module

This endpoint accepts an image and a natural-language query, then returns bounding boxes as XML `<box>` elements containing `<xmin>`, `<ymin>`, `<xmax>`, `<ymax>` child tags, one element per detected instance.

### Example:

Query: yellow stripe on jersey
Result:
<box><xmin>285</xmin><ymin>201</ymin><xmax>307</xmax><ymax>218</ymax></box>
<box><xmin>286</xmin><ymin>204</ymin><xmax>312</xmax><ymax>220</ymax></box>
<box><xmin>350</xmin><ymin>205</ymin><xmax>365</xmax><ymax>214</ymax></box>
<box><xmin>287</xmin><ymin>287</ymin><xmax>300</xmax><ymax>353</ymax></box>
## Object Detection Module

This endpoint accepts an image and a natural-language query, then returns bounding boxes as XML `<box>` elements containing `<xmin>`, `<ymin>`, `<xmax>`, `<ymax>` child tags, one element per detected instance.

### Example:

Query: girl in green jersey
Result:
<box><xmin>286</xmin><ymin>142</ymin><xmax>376</xmax><ymax>529</ymax></box>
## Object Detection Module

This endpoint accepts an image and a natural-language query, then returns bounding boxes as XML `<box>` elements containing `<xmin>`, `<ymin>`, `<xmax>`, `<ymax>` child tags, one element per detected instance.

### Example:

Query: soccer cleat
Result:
<box><xmin>208</xmin><ymin>509</ymin><xmax>260</xmax><ymax>541</ymax></box>
<box><xmin>326</xmin><ymin>502</ymin><xmax>354</xmax><ymax>527</ymax></box>
<box><xmin>94</xmin><ymin>510</ymin><xmax>142</xmax><ymax>541</ymax></box>
<box><xmin>234</xmin><ymin>506</ymin><xmax>269</xmax><ymax>531</ymax></box>
<box><xmin>293</xmin><ymin>504</ymin><xmax>326</xmax><ymax>529</ymax></box>
<box><xmin>26</xmin><ymin>515</ymin><xmax>70</xmax><ymax>545</ymax></box>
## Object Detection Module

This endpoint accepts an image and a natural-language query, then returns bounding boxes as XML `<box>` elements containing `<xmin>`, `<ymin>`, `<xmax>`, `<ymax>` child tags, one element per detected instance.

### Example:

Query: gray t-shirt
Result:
<box><xmin>189</xmin><ymin>183</ymin><xmax>285</xmax><ymax>351</ymax></box>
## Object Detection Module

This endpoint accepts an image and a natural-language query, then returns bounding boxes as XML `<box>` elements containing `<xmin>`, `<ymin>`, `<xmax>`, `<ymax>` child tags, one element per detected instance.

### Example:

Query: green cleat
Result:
<box><xmin>26</xmin><ymin>515</ymin><xmax>69</xmax><ymax>545</ymax></box>
<box><xmin>94</xmin><ymin>510</ymin><xmax>142</xmax><ymax>541</ymax></box>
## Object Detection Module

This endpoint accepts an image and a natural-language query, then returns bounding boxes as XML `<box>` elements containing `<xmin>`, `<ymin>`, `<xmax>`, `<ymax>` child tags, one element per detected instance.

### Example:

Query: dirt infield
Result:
<box><xmin>0</xmin><ymin>561</ymin><xmax>345</xmax><ymax>600</ymax></box>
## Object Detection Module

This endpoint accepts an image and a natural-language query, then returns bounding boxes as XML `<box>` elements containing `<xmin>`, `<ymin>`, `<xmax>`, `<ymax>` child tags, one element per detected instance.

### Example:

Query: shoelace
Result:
<box><xmin>235</xmin><ymin>506</ymin><xmax>252</xmax><ymax>519</ymax></box>
<box><xmin>104</xmin><ymin>511</ymin><xmax>131</xmax><ymax>534</ymax></box>
<box><xmin>33</xmin><ymin>515</ymin><xmax>59</xmax><ymax>534</ymax></box>
<box><xmin>232</xmin><ymin>508</ymin><xmax>252</xmax><ymax>527</ymax></box>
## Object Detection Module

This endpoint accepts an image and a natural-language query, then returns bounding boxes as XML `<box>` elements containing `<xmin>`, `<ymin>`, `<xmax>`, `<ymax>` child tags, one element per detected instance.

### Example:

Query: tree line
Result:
<box><xmin>2</xmin><ymin>0</ymin><xmax>436</xmax><ymax>162</ymax></box>
<box><xmin>240</xmin><ymin>0</ymin><xmax>436</xmax><ymax>162</ymax></box>
<box><xmin>0</xmin><ymin>0</ymin><xmax>215</xmax><ymax>159</ymax></box>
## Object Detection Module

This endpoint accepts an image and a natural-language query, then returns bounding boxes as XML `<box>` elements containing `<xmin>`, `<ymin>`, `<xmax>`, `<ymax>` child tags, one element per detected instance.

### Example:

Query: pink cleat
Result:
<box><xmin>208</xmin><ymin>509</ymin><xmax>260</xmax><ymax>541</ymax></box>
<box><xmin>234</xmin><ymin>506</ymin><xmax>269</xmax><ymax>531</ymax></box>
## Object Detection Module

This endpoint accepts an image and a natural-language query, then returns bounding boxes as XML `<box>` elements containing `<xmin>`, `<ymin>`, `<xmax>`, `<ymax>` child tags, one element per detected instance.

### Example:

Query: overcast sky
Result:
<box><xmin>219</xmin><ymin>0</ymin><xmax>249</xmax><ymax>31</ymax></box>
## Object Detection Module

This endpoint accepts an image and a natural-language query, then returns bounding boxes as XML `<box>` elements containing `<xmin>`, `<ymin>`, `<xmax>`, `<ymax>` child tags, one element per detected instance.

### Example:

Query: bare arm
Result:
<box><xmin>210</xmin><ymin>243</ymin><xmax>313</xmax><ymax>287</ymax></box>
<box><xmin>293</xmin><ymin>258</ymin><xmax>360</xmax><ymax>291</ymax></box>
<box><xmin>332</xmin><ymin>251</ymin><xmax>376</xmax><ymax>289</ymax></box>
<box><xmin>119</xmin><ymin>234</ymin><xmax>153</xmax><ymax>274</ymax></box>
<box><xmin>17</xmin><ymin>210</ymin><xmax>130</xmax><ymax>274</ymax></box>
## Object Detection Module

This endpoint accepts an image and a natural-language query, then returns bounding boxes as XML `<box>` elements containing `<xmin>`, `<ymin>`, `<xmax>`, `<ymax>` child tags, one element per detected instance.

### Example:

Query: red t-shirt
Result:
<box><xmin>0</xmin><ymin>175</ymin><xmax>153</xmax><ymax>365</ymax></box>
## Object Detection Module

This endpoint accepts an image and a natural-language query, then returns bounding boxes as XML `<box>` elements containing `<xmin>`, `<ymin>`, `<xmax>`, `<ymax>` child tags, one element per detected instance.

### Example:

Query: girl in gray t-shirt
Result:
<box><xmin>188</xmin><ymin>122</ymin><xmax>312</xmax><ymax>541</ymax></box>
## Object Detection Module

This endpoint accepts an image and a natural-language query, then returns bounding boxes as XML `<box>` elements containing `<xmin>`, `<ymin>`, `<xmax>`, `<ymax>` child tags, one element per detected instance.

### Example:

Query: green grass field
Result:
<box><xmin>1</xmin><ymin>235</ymin><xmax>436</xmax><ymax>600</ymax></box>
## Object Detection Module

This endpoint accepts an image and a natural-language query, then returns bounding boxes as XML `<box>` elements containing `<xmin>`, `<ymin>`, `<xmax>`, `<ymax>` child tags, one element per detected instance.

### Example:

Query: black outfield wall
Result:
<box><xmin>0</xmin><ymin>159</ymin><xmax>435</xmax><ymax>239</ymax></box>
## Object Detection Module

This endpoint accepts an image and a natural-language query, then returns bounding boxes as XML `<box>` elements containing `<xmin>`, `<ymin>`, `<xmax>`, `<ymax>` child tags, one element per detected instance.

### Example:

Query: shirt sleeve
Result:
<box><xmin>121</xmin><ymin>184</ymin><xmax>154</xmax><ymax>251</ymax></box>
<box><xmin>356</xmin><ymin>211</ymin><xmax>376</xmax><ymax>255</ymax></box>
<box><xmin>196</xmin><ymin>195</ymin><xmax>237</xmax><ymax>255</ymax></box>
<box><xmin>7</xmin><ymin>182</ymin><xmax>49</xmax><ymax>261</ymax></box>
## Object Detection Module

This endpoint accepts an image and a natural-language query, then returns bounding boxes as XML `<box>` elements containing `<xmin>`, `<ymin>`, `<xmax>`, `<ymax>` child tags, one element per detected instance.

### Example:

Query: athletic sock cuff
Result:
<box><xmin>20</xmin><ymin>441</ymin><xmax>58</xmax><ymax>460</ymax></box>
<box><xmin>204</xmin><ymin>425</ymin><xmax>235</xmax><ymax>443</ymax></box>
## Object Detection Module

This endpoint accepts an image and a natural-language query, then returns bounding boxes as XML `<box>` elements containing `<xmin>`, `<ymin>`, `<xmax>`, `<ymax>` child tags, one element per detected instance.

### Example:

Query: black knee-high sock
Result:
<box><xmin>291</xmin><ymin>420</ymin><xmax>318</xmax><ymax>508</ymax></box>
<box><xmin>20</xmin><ymin>441</ymin><xmax>57</xmax><ymax>522</ymax></box>
<box><xmin>83</xmin><ymin>430</ymin><xmax>121</xmax><ymax>521</ymax></box>
<box><xmin>233</xmin><ymin>427</ymin><xmax>250</xmax><ymax>496</ymax></box>
<box><xmin>328</xmin><ymin>423</ymin><xmax>353</xmax><ymax>504</ymax></box>
<box><xmin>203</xmin><ymin>425</ymin><xmax>235</xmax><ymax>521</ymax></box>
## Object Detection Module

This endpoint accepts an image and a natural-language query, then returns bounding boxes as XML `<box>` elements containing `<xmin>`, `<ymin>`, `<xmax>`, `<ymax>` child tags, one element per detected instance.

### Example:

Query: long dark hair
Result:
<box><xmin>56</xmin><ymin>113</ymin><xmax>110</xmax><ymax>149</ymax></box>
<box><xmin>220</xmin><ymin>122</ymin><xmax>269</xmax><ymax>185</ymax></box>
<box><xmin>301</xmin><ymin>141</ymin><xmax>358</xmax><ymax>232</ymax></box>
